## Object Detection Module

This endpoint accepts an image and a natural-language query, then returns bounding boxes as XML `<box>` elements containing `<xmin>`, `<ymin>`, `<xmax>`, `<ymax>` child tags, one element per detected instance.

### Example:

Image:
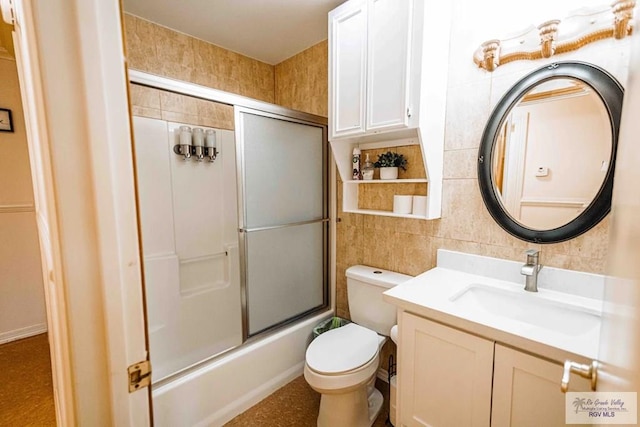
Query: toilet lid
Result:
<box><xmin>306</xmin><ymin>323</ymin><xmax>379</xmax><ymax>374</ymax></box>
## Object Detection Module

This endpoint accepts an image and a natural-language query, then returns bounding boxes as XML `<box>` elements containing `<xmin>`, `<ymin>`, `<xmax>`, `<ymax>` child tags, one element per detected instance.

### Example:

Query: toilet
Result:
<box><xmin>304</xmin><ymin>265</ymin><xmax>412</xmax><ymax>427</ymax></box>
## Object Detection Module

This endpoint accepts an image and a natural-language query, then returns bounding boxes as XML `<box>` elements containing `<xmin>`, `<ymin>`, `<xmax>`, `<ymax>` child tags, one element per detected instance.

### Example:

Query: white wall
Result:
<box><xmin>0</xmin><ymin>57</ymin><xmax>46</xmax><ymax>343</ymax></box>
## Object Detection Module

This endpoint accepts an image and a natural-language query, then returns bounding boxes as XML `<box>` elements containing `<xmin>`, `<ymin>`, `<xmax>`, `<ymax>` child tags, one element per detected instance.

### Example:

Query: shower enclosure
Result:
<box><xmin>236</xmin><ymin>108</ymin><xmax>329</xmax><ymax>337</ymax></box>
<box><xmin>131</xmin><ymin>85</ymin><xmax>329</xmax><ymax>382</ymax></box>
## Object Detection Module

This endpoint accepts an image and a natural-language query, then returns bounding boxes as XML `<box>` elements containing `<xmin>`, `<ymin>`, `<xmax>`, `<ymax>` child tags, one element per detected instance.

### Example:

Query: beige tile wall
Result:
<box><xmin>124</xmin><ymin>14</ymin><xmax>275</xmax><ymax>104</ymax></box>
<box><xmin>129</xmin><ymin>83</ymin><xmax>235</xmax><ymax>130</ymax></box>
<box><xmin>124</xmin><ymin>14</ymin><xmax>329</xmax><ymax>120</ymax></box>
<box><xmin>275</xmin><ymin>41</ymin><xmax>329</xmax><ymax>117</ymax></box>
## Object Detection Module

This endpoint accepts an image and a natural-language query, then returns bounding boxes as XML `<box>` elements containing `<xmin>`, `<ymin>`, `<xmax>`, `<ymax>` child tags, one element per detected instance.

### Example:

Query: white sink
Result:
<box><xmin>383</xmin><ymin>250</ymin><xmax>606</xmax><ymax>361</ymax></box>
<box><xmin>449</xmin><ymin>283</ymin><xmax>601</xmax><ymax>336</ymax></box>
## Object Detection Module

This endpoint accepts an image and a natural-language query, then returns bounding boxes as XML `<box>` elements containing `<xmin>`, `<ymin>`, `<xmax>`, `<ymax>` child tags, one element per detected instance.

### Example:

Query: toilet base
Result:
<box><xmin>316</xmin><ymin>382</ymin><xmax>383</xmax><ymax>427</ymax></box>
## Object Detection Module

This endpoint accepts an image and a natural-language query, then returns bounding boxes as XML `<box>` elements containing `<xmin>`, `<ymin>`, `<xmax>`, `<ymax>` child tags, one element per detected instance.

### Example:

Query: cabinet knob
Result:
<box><xmin>561</xmin><ymin>360</ymin><xmax>598</xmax><ymax>393</ymax></box>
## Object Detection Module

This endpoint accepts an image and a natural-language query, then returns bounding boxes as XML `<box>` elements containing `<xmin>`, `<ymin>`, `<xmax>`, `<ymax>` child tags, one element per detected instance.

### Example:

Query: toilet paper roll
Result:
<box><xmin>393</xmin><ymin>195</ymin><xmax>413</xmax><ymax>214</ymax></box>
<box><xmin>412</xmin><ymin>196</ymin><xmax>427</xmax><ymax>216</ymax></box>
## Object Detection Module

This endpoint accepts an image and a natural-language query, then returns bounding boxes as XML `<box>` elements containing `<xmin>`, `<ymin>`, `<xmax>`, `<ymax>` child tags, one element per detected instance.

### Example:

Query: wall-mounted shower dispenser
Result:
<box><xmin>173</xmin><ymin>126</ymin><xmax>218</xmax><ymax>163</ymax></box>
<box><xmin>193</xmin><ymin>127</ymin><xmax>205</xmax><ymax>161</ymax></box>
<box><xmin>174</xmin><ymin>125</ymin><xmax>192</xmax><ymax>159</ymax></box>
<box><xmin>205</xmin><ymin>129</ymin><xmax>217</xmax><ymax>162</ymax></box>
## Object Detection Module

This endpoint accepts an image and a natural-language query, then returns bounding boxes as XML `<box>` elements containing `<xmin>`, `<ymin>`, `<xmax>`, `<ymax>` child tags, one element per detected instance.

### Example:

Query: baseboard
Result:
<box><xmin>200</xmin><ymin>362</ymin><xmax>305</xmax><ymax>427</ymax></box>
<box><xmin>0</xmin><ymin>323</ymin><xmax>47</xmax><ymax>345</ymax></box>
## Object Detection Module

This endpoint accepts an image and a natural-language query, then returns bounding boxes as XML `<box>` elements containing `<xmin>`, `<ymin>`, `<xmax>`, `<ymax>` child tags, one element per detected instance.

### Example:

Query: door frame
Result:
<box><xmin>3</xmin><ymin>0</ymin><xmax>150</xmax><ymax>424</ymax></box>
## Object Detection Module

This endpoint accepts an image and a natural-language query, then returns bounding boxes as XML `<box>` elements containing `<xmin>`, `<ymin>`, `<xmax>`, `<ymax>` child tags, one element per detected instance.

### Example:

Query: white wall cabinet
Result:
<box><xmin>328</xmin><ymin>0</ymin><xmax>451</xmax><ymax>219</ymax></box>
<box><xmin>329</xmin><ymin>0</ymin><xmax>367</xmax><ymax>138</ymax></box>
<box><xmin>330</xmin><ymin>0</ymin><xmax>412</xmax><ymax>139</ymax></box>
<box><xmin>398</xmin><ymin>312</ymin><xmax>592</xmax><ymax>427</ymax></box>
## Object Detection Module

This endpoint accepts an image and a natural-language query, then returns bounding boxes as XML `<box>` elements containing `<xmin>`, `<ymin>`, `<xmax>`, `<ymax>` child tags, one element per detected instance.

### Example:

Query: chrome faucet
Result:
<box><xmin>521</xmin><ymin>249</ymin><xmax>542</xmax><ymax>292</ymax></box>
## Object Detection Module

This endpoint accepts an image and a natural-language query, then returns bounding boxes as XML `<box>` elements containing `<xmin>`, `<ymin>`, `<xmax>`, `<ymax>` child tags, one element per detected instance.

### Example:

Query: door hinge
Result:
<box><xmin>128</xmin><ymin>360</ymin><xmax>151</xmax><ymax>392</ymax></box>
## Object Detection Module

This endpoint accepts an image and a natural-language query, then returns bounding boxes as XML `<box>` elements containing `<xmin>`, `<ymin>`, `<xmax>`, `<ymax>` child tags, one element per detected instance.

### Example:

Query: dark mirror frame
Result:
<box><xmin>478</xmin><ymin>61</ymin><xmax>623</xmax><ymax>243</ymax></box>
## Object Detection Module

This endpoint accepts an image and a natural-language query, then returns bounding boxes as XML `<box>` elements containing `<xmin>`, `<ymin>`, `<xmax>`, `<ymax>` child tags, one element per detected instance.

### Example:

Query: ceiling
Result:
<box><xmin>122</xmin><ymin>0</ymin><xmax>345</xmax><ymax>65</ymax></box>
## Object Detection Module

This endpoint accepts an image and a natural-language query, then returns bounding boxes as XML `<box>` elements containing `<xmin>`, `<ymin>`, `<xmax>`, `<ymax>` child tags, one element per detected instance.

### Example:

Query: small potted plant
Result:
<box><xmin>374</xmin><ymin>151</ymin><xmax>407</xmax><ymax>180</ymax></box>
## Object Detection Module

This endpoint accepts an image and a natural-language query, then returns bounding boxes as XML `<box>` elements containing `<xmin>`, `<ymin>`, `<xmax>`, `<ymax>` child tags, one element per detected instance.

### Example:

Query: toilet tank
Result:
<box><xmin>346</xmin><ymin>265</ymin><xmax>413</xmax><ymax>336</ymax></box>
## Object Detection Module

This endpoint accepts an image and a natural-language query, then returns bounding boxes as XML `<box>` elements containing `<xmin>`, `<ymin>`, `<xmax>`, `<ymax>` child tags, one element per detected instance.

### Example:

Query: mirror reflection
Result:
<box><xmin>491</xmin><ymin>78</ymin><xmax>611</xmax><ymax>230</ymax></box>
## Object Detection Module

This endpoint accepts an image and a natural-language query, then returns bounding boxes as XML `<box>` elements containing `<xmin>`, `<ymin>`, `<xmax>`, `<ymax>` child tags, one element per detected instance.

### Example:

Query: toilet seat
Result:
<box><xmin>306</xmin><ymin>323</ymin><xmax>379</xmax><ymax>375</ymax></box>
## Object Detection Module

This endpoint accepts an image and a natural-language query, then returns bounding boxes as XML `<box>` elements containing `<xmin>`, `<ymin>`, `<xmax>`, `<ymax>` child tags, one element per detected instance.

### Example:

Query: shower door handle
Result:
<box><xmin>239</xmin><ymin>218</ymin><xmax>330</xmax><ymax>233</ymax></box>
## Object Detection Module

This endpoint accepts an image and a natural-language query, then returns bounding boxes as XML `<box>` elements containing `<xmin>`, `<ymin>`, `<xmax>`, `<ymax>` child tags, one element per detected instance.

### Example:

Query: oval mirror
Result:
<box><xmin>478</xmin><ymin>62</ymin><xmax>623</xmax><ymax>243</ymax></box>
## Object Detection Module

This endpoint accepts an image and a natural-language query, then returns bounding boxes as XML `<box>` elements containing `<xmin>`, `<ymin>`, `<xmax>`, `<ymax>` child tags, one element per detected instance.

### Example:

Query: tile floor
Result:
<box><xmin>0</xmin><ymin>334</ymin><xmax>56</xmax><ymax>426</ymax></box>
<box><xmin>225</xmin><ymin>375</ymin><xmax>391</xmax><ymax>426</ymax></box>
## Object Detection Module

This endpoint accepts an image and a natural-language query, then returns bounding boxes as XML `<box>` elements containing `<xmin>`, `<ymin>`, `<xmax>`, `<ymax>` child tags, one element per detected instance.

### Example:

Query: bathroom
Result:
<box><xmin>1</xmin><ymin>0</ymin><xmax>639</xmax><ymax>425</ymax></box>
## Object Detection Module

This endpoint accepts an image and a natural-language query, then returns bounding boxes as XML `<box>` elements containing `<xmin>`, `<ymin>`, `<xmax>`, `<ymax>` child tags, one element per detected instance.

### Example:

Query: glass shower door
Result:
<box><xmin>236</xmin><ymin>108</ymin><xmax>329</xmax><ymax>337</ymax></box>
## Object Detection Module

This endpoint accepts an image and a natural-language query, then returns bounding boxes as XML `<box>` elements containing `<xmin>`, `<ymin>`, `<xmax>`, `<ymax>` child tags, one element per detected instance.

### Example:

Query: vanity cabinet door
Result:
<box><xmin>491</xmin><ymin>345</ymin><xmax>591</xmax><ymax>427</ymax></box>
<box><xmin>399</xmin><ymin>313</ymin><xmax>494</xmax><ymax>427</ymax></box>
<box><xmin>329</xmin><ymin>0</ymin><xmax>368</xmax><ymax>139</ymax></box>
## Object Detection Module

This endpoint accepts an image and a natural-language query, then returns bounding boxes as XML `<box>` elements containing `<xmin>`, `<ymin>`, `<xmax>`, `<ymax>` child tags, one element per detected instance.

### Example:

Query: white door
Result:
<box><xmin>593</xmin><ymin>13</ymin><xmax>640</xmax><ymax>402</ymax></box>
<box><xmin>2</xmin><ymin>0</ymin><xmax>152</xmax><ymax>424</ymax></box>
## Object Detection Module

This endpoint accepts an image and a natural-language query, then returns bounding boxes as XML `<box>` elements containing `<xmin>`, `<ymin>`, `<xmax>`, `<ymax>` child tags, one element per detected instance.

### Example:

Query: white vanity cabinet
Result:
<box><xmin>399</xmin><ymin>313</ymin><xmax>494</xmax><ymax>427</ymax></box>
<box><xmin>328</xmin><ymin>0</ymin><xmax>452</xmax><ymax>219</ymax></box>
<box><xmin>491</xmin><ymin>345</ymin><xmax>591</xmax><ymax>427</ymax></box>
<box><xmin>398</xmin><ymin>312</ymin><xmax>592</xmax><ymax>427</ymax></box>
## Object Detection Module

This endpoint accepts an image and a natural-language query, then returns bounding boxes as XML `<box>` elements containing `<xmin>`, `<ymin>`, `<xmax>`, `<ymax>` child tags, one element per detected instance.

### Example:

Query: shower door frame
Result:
<box><xmin>235</xmin><ymin>107</ymin><xmax>330</xmax><ymax>339</ymax></box>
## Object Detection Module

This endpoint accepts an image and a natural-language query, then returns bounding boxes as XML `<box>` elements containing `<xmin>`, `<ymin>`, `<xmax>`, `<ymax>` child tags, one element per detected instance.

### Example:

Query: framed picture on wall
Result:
<box><xmin>0</xmin><ymin>108</ymin><xmax>14</xmax><ymax>132</ymax></box>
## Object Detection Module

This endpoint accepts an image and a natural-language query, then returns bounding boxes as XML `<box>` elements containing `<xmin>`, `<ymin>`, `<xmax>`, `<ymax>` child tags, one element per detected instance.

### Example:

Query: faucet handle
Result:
<box><xmin>524</xmin><ymin>249</ymin><xmax>541</xmax><ymax>265</ymax></box>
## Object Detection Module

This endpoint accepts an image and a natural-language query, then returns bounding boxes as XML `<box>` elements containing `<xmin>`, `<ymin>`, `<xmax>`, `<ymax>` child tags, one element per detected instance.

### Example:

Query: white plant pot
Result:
<box><xmin>380</xmin><ymin>167</ymin><xmax>399</xmax><ymax>180</ymax></box>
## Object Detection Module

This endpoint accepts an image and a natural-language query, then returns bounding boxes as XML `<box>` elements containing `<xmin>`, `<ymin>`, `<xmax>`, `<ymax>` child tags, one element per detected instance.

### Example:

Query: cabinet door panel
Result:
<box><xmin>329</xmin><ymin>0</ymin><xmax>367</xmax><ymax>139</ymax></box>
<box><xmin>492</xmin><ymin>345</ymin><xmax>591</xmax><ymax>427</ymax></box>
<box><xmin>366</xmin><ymin>0</ymin><xmax>411</xmax><ymax>132</ymax></box>
<box><xmin>399</xmin><ymin>313</ymin><xmax>493</xmax><ymax>427</ymax></box>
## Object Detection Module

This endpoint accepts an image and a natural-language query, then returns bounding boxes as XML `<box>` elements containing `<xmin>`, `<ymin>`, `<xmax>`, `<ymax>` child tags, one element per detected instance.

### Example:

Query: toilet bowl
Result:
<box><xmin>304</xmin><ymin>265</ymin><xmax>413</xmax><ymax>427</ymax></box>
<box><xmin>304</xmin><ymin>323</ymin><xmax>386</xmax><ymax>427</ymax></box>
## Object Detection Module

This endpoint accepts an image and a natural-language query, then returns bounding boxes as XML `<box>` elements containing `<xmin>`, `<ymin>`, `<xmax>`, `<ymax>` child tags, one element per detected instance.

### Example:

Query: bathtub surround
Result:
<box><xmin>132</xmin><ymin>117</ymin><xmax>242</xmax><ymax>380</ymax></box>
